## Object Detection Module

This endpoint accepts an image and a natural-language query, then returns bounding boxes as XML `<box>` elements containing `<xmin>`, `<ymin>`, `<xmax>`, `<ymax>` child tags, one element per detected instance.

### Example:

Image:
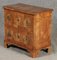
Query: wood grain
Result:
<box><xmin>4</xmin><ymin>3</ymin><xmax>53</xmax><ymax>58</ymax></box>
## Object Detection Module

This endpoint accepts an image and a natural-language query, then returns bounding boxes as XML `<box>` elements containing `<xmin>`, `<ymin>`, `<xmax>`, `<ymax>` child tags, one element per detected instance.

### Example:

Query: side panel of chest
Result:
<box><xmin>34</xmin><ymin>11</ymin><xmax>52</xmax><ymax>49</ymax></box>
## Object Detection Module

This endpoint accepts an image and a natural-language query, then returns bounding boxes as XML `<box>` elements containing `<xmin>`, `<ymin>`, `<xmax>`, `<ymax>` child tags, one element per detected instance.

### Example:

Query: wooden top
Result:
<box><xmin>4</xmin><ymin>3</ymin><xmax>53</xmax><ymax>15</ymax></box>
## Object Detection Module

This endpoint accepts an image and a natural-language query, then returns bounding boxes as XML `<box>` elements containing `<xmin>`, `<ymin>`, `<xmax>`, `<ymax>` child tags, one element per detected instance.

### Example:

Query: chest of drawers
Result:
<box><xmin>4</xmin><ymin>3</ymin><xmax>53</xmax><ymax>57</ymax></box>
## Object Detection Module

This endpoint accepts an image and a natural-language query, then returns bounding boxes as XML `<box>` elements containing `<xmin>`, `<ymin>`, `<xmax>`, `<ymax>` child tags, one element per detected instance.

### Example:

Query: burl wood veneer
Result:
<box><xmin>3</xmin><ymin>3</ymin><xmax>53</xmax><ymax>58</ymax></box>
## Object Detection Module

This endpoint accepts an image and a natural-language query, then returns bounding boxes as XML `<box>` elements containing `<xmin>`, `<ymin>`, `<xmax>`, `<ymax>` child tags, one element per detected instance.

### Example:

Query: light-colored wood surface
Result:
<box><xmin>4</xmin><ymin>3</ymin><xmax>53</xmax><ymax>57</ymax></box>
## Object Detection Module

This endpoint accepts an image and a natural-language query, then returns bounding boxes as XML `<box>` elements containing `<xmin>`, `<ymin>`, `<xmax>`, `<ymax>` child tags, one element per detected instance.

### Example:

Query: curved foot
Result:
<box><xmin>30</xmin><ymin>49</ymin><xmax>40</xmax><ymax>58</ymax></box>
<box><xmin>4</xmin><ymin>42</ymin><xmax>9</xmax><ymax>48</ymax></box>
<box><xmin>48</xmin><ymin>46</ymin><xmax>52</xmax><ymax>54</ymax></box>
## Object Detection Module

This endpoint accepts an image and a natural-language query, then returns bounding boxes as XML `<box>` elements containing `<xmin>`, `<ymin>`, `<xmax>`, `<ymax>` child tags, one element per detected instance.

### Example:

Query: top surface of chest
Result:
<box><xmin>4</xmin><ymin>3</ymin><xmax>53</xmax><ymax>15</ymax></box>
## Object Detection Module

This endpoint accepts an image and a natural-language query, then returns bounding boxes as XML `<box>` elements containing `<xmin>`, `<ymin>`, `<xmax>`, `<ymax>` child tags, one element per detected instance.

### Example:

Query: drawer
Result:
<box><xmin>4</xmin><ymin>10</ymin><xmax>14</xmax><ymax>27</ymax></box>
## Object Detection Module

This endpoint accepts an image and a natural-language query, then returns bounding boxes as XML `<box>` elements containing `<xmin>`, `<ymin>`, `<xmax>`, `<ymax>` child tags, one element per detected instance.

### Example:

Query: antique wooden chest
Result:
<box><xmin>4</xmin><ymin>3</ymin><xmax>53</xmax><ymax>57</ymax></box>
